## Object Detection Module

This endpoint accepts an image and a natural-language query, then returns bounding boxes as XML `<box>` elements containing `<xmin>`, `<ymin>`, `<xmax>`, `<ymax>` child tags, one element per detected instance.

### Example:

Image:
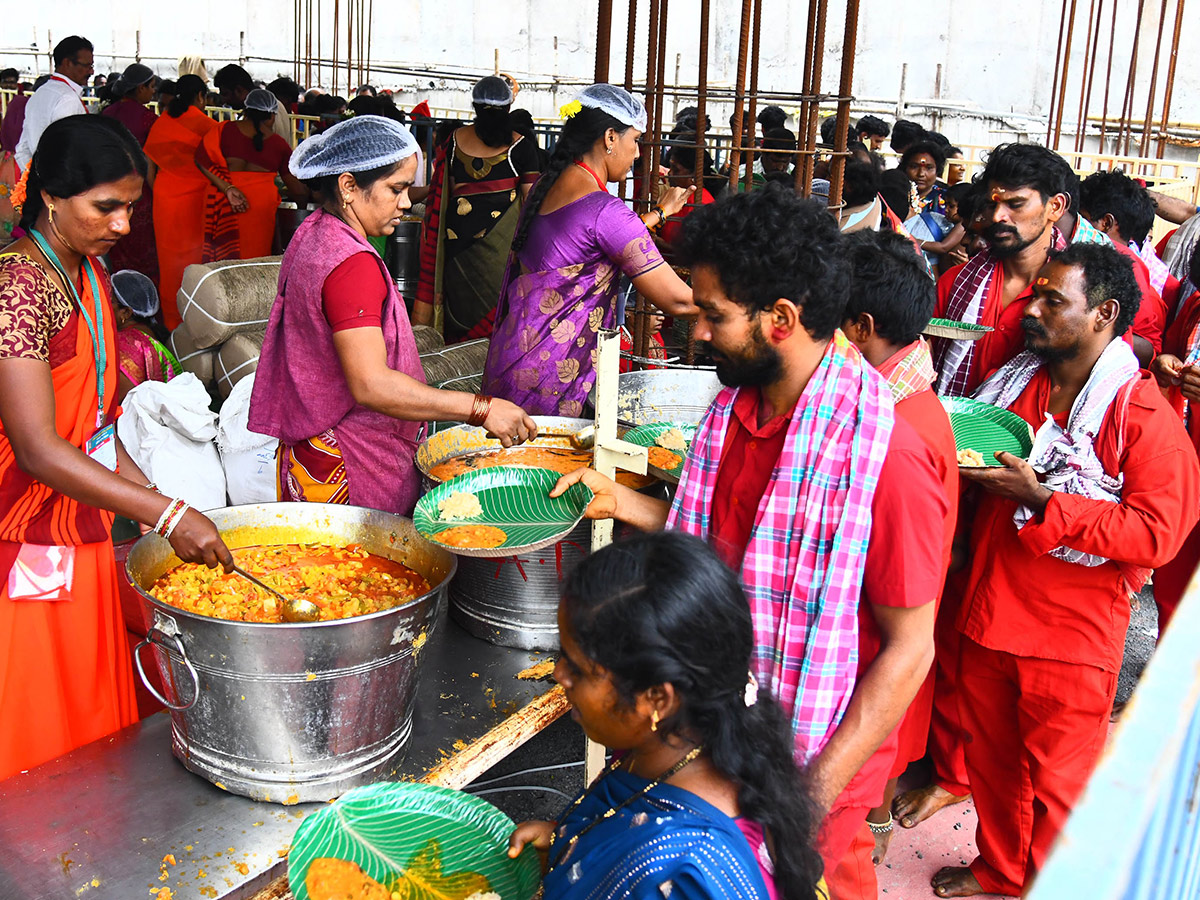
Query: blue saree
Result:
<box><xmin>543</xmin><ymin>768</ymin><xmax>773</xmax><ymax>900</ymax></box>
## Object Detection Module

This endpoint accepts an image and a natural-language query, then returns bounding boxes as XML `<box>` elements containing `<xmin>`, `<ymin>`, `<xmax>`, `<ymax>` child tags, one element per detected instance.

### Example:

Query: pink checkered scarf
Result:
<box><xmin>1135</xmin><ymin>239</ymin><xmax>1171</xmax><ymax>296</ymax></box>
<box><xmin>667</xmin><ymin>332</ymin><xmax>895</xmax><ymax>762</ymax></box>
<box><xmin>932</xmin><ymin>227</ymin><xmax>1067</xmax><ymax>398</ymax></box>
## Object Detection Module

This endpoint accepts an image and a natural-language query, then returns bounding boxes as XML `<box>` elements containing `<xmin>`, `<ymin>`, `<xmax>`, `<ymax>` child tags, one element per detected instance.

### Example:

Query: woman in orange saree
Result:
<box><xmin>195</xmin><ymin>89</ymin><xmax>307</xmax><ymax>262</ymax></box>
<box><xmin>142</xmin><ymin>75</ymin><xmax>216</xmax><ymax>328</ymax></box>
<box><xmin>0</xmin><ymin>116</ymin><xmax>232</xmax><ymax>779</ymax></box>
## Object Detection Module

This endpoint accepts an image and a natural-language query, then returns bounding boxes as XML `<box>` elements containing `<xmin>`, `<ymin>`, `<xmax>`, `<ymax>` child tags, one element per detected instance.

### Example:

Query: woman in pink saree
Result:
<box><xmin>483</xmin><ymin>84</ymin><xmax>695</xmax><ymax>416</ymax></box>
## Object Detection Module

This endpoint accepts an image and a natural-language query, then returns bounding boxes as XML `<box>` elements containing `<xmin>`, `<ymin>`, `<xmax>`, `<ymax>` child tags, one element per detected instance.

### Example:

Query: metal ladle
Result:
<box><xmin>229</xmin><ymin>563</ymin><xmax>321</xmax><ymax>623</ymax></box>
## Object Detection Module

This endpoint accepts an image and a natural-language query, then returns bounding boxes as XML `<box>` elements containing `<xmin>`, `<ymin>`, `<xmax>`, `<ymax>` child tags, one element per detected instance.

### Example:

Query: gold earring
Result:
<box><xmin>650</xmin><ymin>709</ymin><xmax>659</xmax><ymax>732</ymax></box>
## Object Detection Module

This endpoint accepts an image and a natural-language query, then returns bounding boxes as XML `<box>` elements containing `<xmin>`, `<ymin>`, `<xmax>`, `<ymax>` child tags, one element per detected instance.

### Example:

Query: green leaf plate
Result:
<box><xmin>923</xmin><ymin>318</ymin><xmax>995</xmax><ymax>341</ymax></box>
<box><xmin>620</xmin><ymin>422</ymin><xmax>697</xmax><ymax>484</ymax></box>
<box><xmin>940</xmin><ymin>396</ymin><xmax>1035</xmax><ymax>467</ymax></box>
<box><xmin>413</xmin><ymin>466</ymin><xmax>593</xmax><ymax>558</ymax></box>
<box><xmin>287</xmin><ymin>781</ymin><xmax>541</xmax><ymax>900</ymax></box>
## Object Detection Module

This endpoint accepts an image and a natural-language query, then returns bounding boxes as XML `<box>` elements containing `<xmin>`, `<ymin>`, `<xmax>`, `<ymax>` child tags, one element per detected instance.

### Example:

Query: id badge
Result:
<box><xmin>85</xmin><ymin>423</ymin><xmax>118</xmax><ymax>472</ymax></box>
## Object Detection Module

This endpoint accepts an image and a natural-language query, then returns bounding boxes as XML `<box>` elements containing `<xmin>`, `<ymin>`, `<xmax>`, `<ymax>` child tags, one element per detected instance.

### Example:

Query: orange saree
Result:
<box><xmin>144</xmin><ymin>107</ymin><xmax>217</xmax><ymax>328</ymax></box>
<box><xmin>197</xmin><ymin>122</ymin><xmax>282</xmax><ymax>262</ymax></box>
<box><xmin>0</xmin><ymin>255</ymin><xmax>137</xmax><ymax>780</ymax></box>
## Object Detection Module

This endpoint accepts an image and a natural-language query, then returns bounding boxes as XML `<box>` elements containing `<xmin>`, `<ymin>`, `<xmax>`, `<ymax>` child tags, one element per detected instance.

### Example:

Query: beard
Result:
<box><xmin>986</xmin><ymin>221</ymin><xmax>1043</xmax><ymax>259</ymax></box>
<box><xmin>706</xmin><ymin>322</ymin><xmax>785</xmax><ymax>388</ymax></box>
<box><xmin>1021</xmin><ymin>315</ymin><xmax>1079</xmax><ymax>363</ymax></box>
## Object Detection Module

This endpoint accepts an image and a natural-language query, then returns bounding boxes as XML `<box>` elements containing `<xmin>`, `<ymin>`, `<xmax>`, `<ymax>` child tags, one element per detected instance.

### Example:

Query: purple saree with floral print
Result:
<box><xmin>482</xmin><ymin>191</ymin><xmax>664</xmax><ymax>416</ymax></box>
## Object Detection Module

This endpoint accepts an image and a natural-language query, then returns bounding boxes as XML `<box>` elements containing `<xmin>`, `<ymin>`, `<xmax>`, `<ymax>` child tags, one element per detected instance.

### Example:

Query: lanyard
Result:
<box><xmin>575</xmin><ymin>161</ymin><xmax>608</xmax><ymax>192</ymax></box>
<box><xmin>29</xmin><ymin>230</ymin><xmax>107</xmax><ymax>428</ymax></box>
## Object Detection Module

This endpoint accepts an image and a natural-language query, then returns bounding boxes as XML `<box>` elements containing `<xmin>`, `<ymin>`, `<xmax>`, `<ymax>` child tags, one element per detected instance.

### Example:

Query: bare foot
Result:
<box><xmin>931</xmin><ymin>866</ymin><xmax>984</xmax><ymax>897</ymax></box>
<box><xmin>870</xmin><ymin>823</ymin><xmax>893</xmax><ymax>865</ymax></box>
<box><xmin>893</xmin><ymin>784</ymin><xmax>969</xmax><ymax>828</ymax></box>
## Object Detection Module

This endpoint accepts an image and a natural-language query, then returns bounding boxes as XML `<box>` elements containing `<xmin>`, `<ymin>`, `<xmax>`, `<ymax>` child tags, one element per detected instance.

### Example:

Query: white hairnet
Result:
<box><xmin>111</xmin><ymin>270</ymin><xmax>160</xmax><ymax>318</ymax></box>
<box><xmin>472</xmin><ymin>75</ymin><xmax>513</xmax><ymax>108</ymax></box>
<box><xmin>290</xmin><ymin>115</ymin><xmax>419</xmax><ymax>180</ymax></box>
<box><xmin>245</xmin><ymin>89</ymin><xmax>278</xmax><ymax>113</ymax></box>
<box><xmin>578</xmin><ymin>83</ymin><xmax>647</xmax><ymax>133</ymax></box>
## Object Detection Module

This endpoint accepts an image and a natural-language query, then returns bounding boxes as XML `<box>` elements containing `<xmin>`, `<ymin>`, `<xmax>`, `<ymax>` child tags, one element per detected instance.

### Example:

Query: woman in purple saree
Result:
<box><xmin>483</xmin><ymin>84</ymin><xmax>695</xmax><ymax>416</ymax></box>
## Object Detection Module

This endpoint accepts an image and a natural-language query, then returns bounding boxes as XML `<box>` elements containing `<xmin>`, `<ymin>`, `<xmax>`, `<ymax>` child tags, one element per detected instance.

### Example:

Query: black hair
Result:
<box><xmin>855</xmin><ymin>114</ymin><xmax>890</xmax><ymax>140</ymax></box>
<box><xmin>266</xmin><ymin>77</ymin><xmax>302</xmax><ymax>107</ymax></box>
<box><xmin>819</xmin><ymin>115</ymin><xmax>847</xmax><ymax>146</ymax></box>
<box><xmin>512</xmin><ymin>105</ymin><xmax>629</xmax><ymax>253</ymax></box>
<box><xmin>53</xmin><ymin>36</ymin><xmax>93</xmax><ymax>67</ymax></box>
<box><xmin>1051</xmin><ymin>242</ymin><xmax>1140</xmax><ymax>336</ymax></box>
<box><xmin>473</xmin><ymin>102</ymin><xmax>513</xmax><ymax>148</ymax></box>
<box><xmin>1079</xmin><ymin>169</ymin><xmax>1156</xmax><ymax>246</ymax></box>
<box><xmin>305</xmin><ymin>161</ymin><xmax>402</xmax><ymax>203</ymax></box>
<box><xmin>346</xmin><ymin>94</ymin><xmax>381</xmax><ymax>118</ymax></box>
<box><xmin>879</xmin><ymin>168</ymin><xmax>914</xmax><ymax>220</ymax></box>
<box><xmin>843</xmin><ymin>159</ymin><xmax>882</xmax><ymax>206</ymax></box>
<box><xmin>375</xmin><ymin>95</ymin><xmax>408</xmax><ymax>125</ymax></box>
<box><xmin>980</xmin><ymin>142</ymin><xmax>1073</xmax><ymax>205</ymax></box>
<box><xmin>667</xmin><ymin>131</ymin><xmax>717</xmax><ymax>176</ymax></box>
<box><xmin>678</xmin><ymin>183</ymin><xmax>850</xmax><ymax>340</ymax></box>
<box><xmin>674</xmin><ymin>106</ymin><xmax>711</xmax><ymax>135</ymax></box>
<box><xmin>213</xmin><ymin>63</ymin><xmax>254</xmax><ymax>94</ymax></box>
<box><xmin>763</xmin><ymin>127</ymin><xmax>797</xmax><ymax>152</ymax></box>
<box><xmin>167</xmin><ymin>75</ymin><xmax>207</xmax><ymax>118</ymax></box>
<box><xmin>925</xmin><ymin>130</ymin><xmax>951</xmax><ymax>148</ymax></box>
<box><xmin>889</xmin><ymin>118</ymin><xmax>925</xmax><ymax>153</ymax></box>
<box><xmin>946</xmin><ymin>145</ymin><xmax>964</xmax><ymax>159</ymax></box>
<box><xmin>757</xmin><ymin>104</ymin><xmax>787</xmax><ymax>131</ymax></box>
<box><xmin>844</xmin><ymin>230</ymin><xmax>936</xmax><ymax>344</ymax></box>
<box><xmin>947</xmin><ymin>180</ymin><xmax>975</xmax><ymax>209</ymax></box>
<box><xmin>0</xmin><ymin>68</ymin><xmax>19</xmax><ymax>82</ymax></box>
<box><xmin>245</xmin><ymin>108</ymin><xmax>274</xmax><ymax>151</ymax></box>
<box><xmin>901</xmin><ymin>141</ymin><xmax>946</xmax><ymax>177</ymax></box>
<box><xmin>434</xmin><ymin>118</ymin><xmax>465</xmax><ymax>150</ymax></box>
<box><xmin>562</xmin><ymin>532</ymin><xmax>823</xmax><ymax>900</ymax></box>
<box><xmin>20</xmin><ymin>115</ymin><xmax>147</xmax><ymax>230</ymax></box>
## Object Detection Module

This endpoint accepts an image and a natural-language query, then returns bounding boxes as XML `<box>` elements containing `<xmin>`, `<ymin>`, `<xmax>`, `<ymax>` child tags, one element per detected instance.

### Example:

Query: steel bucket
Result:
<box><xmin>385</xmin><ymin>216</ymin><xmax>423</xmax><ymax>299</ymax></box>
<box><xmin>416</xmin><ymin>418</ymin><xmax>656</xmax><ymax>651</ymax></box>
<box><xmin>586</xmin><ymin>368</ymin><xmax>722</xmax><ymax>427</ymax></box>
<box><xmin>274</xmin><ymin>201</ymin><xmax>320</xmax><ymax>254</ymax></box>
<box><xmin>125</xmin><ymin>503</ymin><xmax>457</xmax><ymax>804</ymax></box>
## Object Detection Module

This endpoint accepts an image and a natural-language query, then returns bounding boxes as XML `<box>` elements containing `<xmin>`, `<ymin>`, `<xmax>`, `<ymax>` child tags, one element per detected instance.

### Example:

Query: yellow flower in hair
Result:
<box><xmin>559</xmin><ymin>99</ymin><xmax>582</xmax><ymax>120</ymax></box>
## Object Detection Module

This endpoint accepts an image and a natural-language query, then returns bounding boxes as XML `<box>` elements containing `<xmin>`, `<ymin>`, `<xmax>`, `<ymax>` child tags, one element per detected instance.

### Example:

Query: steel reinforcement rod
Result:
<box><xmin>1052</xmin><ymin>0</ymin><xmax>1080</xmax><ymax>150</ymax></box>
<box><xmin>1097</xmin><ymin>0</ymin><xmax>1119</xmax><ymax>151</ymax></box>
<box><xmin>827</xmin><ymin>0</ymin><xmax>863</xmax><ymax>215</ymax></box>
<box><xmin>1138</xmin><ymin>0</ymin><xmax>1170</xmax><ymax>157</ymax></box>
<box><xmin>1046</xmin><ymin>0</ymin><xmax>1070</xmax><ymax>146</ymax></box>
<box><xmin>726</xmin><ymin>0</ymin><xmax>754</xmax><ymax>194</ymax></box>
<box><xmin>595</xmin><ymin>0</ymin><xmax>613</xmax><ymax>84</ymax></box>
<box><xmin>1075</xmin><ymin>0</ymin><xmax>1103</xmax><ymax>155</ymax></box>
<box><xmin>1156</xmin><ymin>0</ymin><xmax>1186</xmax><ymax>158</ymax></box>
<box><xmin>794</xmin><ymin>0</ymin><xmax>821</xmax><ymax>196</ymax></box>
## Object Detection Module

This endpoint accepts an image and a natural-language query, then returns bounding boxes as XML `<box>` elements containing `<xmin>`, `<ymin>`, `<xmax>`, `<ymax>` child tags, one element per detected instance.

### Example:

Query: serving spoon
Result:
<box><xmin>229</xmin><ymin>563</ymin><xmax>321</xmax><ymax>623</ymax></box>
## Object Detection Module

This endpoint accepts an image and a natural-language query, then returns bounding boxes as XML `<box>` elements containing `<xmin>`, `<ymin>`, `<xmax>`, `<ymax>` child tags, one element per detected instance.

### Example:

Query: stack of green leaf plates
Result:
<box><xmin>923</xmin><ymin>318</ymin><xmax>994</xmax><ymax>341</ymax></box>
<box><xmin>621</xmin><ymin>422</ymin><xmax>697</xmax><ymax>484</ymax></box>
<box><xmin>288</xmin><ymin>781</ymin><xmax>542</xmax><ymax>900</ymax></box>
<box><xmin>940</xmin><ymin>396</ymin><xmax>1035</xmax><ymax>467</ymax></box>
<box><xmin>413</xmin><ymin>466</ymin><xmax>593</xmax><ymax>557</ymax></box>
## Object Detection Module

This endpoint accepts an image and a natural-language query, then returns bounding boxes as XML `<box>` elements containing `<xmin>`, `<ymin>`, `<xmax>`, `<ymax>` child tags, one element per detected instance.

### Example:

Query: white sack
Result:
<box><xmin>217</xmin><ymin>373</ymin><xmax>279</xmax><ymax>505</ymax></box>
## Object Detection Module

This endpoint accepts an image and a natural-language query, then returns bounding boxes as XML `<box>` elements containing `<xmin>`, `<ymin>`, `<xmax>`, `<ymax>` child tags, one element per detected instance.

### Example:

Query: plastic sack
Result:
<box><xmin>116</xmin><ymin>373</ymin><xmax>227</xmax><ymax>511</ymax></box>
<box><xmin>217</xmin><ymin>373</ymin><xmax>279</xmax><ymax>505</ymax></box>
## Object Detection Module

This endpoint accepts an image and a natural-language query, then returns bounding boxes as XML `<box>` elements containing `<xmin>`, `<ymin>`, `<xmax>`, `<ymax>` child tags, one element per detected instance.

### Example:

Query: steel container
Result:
<box><xmin>125</xmin><ymin>503</ymin><xmax>457</xmax><ymax>804</ymax></box>
<box><xmin>274</xmin><ymin>201</ymin><xmax>320</xmax><ymax>253</ymax></box>
<box><xmin>385</xmin><ymin>216</ymin><xmax>423</xmax><ymax>299</ymax></box>
<box><xmin>586</xmin><ymin>368</ymin><xmax>722</xmax><ymax>427</ymax></box>
<box><xmin>416</xmin><ymin>418</ymin><xmax>653</xmax><ymax>651</ymax></box>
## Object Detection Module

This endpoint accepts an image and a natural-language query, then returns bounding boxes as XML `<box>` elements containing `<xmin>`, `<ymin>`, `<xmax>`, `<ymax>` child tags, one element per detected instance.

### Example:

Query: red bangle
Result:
<box><xmin>467</xmin><ymin>394</ymin><xmax>493</xmax><ymax>428</ymax></box>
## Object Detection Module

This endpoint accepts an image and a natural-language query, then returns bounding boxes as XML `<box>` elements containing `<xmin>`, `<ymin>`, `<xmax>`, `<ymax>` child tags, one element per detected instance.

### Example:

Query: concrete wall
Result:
<box><xmin>3</xmin><ymin>0</ymin><xmax>1197</xmax><ymax>146</ymax></box>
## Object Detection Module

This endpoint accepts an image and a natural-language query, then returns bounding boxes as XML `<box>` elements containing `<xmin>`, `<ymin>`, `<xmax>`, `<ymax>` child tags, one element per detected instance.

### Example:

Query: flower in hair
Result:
<box><xmin>559</xmin><ymin>99</ymin><xmax>582</xmax><ymax>120</ymax></box>
<box><xmin>10</xmin><ymin>164</ymin><xmax>30</xmax><ymax>214</ymax></box>
<box><xmin>744</xmin><ymin>672</ymin><xmax>759</xmax><ymax>708</ymax></box>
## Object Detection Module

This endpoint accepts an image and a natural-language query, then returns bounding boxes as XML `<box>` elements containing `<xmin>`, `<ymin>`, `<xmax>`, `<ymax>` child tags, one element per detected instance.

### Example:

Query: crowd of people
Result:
<box><xmin>3</xmin><ymin>34</ymin><xmax>1200</xmax><ymax>900</ymax></box>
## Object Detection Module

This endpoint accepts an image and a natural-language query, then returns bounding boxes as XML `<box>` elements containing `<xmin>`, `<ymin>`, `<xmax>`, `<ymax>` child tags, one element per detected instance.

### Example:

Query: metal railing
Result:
<box><xmin>1028</xmin><ymin>572</ymin><xmax>1200</xmax><ymax>899</ymax></box>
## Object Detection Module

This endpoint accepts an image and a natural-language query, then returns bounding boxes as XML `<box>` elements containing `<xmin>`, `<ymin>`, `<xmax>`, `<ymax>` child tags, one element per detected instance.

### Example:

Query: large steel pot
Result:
<box><xmin>125</xmin><ymin>503</ymin><xmax>456</xmax><ymax>804</ymax></box>
<box><xmin>416</xmin><ymin>418</ymin><xmax>654</xmax><ymax>651</ymax></box>
<box><xmin>586</xmin><ymin>368</ymin><xmax>722</xmax><ymax>427</ymax></box>
<box><xmin>385</xmin><ymin>216</ymin><xmax>423</xmax><ymax>299</ymax></box>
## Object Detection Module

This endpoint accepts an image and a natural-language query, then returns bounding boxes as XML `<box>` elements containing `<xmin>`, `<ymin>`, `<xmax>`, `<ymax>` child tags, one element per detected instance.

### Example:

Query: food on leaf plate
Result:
<box><xmin>431</xmin><ymin>445</ymin><xmax>654</xmax><ymax>489</ymax></box>
<box><xmin>647</xmin><ymin>446</ymin><xmax>683</xmax><ymax>470</ymax></box>
<box><xmin>438</xmin><ymin>491</ymin><xmax>484</xmax><ymax>521</ymax></box>
<box><xmin>433</xmin><ymin>524</ymin><xmax>508</xmax><ymax>549</ymax></box>
<box><xmin>654</xmin><ymin>427</ymin><xmax>689</xmax><ymax>452</ymax></box>
<box><xmin>957</xmin><ymin>448</ymin><xmax>987</xmax><ymax>468</ymax></box>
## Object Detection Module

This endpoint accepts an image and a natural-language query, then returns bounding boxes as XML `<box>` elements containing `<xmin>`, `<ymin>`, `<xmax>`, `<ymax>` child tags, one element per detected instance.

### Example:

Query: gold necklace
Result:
<box><xmin>547</xmin><ymin>744</ymin><xmax>704</xmax><ymax>872</ymax></box>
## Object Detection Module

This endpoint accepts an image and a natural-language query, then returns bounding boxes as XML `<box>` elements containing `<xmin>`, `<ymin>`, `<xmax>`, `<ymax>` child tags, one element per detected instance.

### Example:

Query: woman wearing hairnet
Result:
<box><xmin>195</xmin><ymin>88</ymin><xmax>309</xmax><ymax>261</ymax></box>
<box><xmin>248</xmin><ymin>116</ymin><xmax>537</xmax><ymax>515</ymax></box>
<box><xmin>413</xmin><ymin>75</ymin><xmax>543</xmax><ymax>343</ymax></box>
<box><xmin>111</xmin><ymin>270</ymin><xmax>180</xmax><ymax>400</ymax></box>
<box><xmin>100</xmin><ymin>63</ymin><xmax>161</xmax><ymax>286</ymax></box>
<box><xmin>482</xmin><ymin>84</ymin><xmax>696</xmax><ymax>417</ymax></box>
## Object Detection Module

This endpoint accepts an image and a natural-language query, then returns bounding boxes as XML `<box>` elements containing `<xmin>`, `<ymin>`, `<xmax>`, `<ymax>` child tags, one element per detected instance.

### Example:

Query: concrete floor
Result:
<box><xmin>469</xmin><ymin>592</ymin><xmax>1160</xmax><ymax>898</ymax></box>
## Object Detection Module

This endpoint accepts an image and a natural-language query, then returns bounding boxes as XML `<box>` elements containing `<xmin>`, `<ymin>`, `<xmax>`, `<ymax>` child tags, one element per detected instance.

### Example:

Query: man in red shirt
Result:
<box><xmin>555</xmin><ymin>188</ymin><xmax>946</xmax><ymax>900</ymax></box>
<box><xmin>842</xmin><ymin>231</ymin><xmax>959</xmax><ymax>868</ymax></box>
<box><xmin>931</xmin><ymin>243</ymin><xmax>1200</xmax><ymax>897</ymax></box>
<box><xmin>930</xmin><ymin>143</ymin><xmax>1071</xmax><ymax>400</ymax></box>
